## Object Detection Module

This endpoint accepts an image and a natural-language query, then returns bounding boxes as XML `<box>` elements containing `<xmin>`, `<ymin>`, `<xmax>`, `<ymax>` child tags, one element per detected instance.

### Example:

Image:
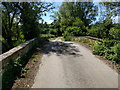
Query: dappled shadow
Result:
<box><xmin>43</xmin><ymin>41</ymin><xmax>82</xmax><ymax>57</ymax></box>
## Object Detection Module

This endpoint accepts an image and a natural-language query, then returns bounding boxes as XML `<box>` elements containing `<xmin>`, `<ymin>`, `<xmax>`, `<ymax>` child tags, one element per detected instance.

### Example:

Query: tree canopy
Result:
<box><xmin>2</xmin><ymin>2</ymin><xmax>54</xmax><ymax>53</ymax></box>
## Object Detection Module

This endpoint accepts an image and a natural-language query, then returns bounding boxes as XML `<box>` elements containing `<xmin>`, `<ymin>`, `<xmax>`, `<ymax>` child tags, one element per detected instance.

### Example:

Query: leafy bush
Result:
<box><xmin>41</xmin><ymin>28</ymin><xmax>49</xmax><ymax>34</ymax></box>
<box><xmin>63</xmin><ymin>30</ymin><xmax>73</xmax><ymax>41</ymax></box>
<box><xmin>109</xmin><ymin>27</ymin><xmax>120</xmax><ymax>40</ymax></box>
<box><xmin>104</xmin><ymin>48</ymin><xmax>114</xmax><ymax>60</ymax></box>
<box><xmin>64</xmin><ymin>35</ymin><xmax>72</xmax><ymax>41</ymax></box>
<box><xmin>88</xmin><ymin>19</ymin><xmax>113</xmax><ymax>39</ymax></box>
<box><xmin>49</xmin><ymin>29</ymin><xmax>58</xmax><ymax>36</ymax></box>
<box><xmin>2</xmin><ymin>37</ymin><xmax>49</xmax><ymax>89</ymax></box>
<box><xmin>41</xmin><ymin>34</ymin><xmax>55</xmax><ymax>39</ymax></box>
<box><xmin>104</xmin><ymin>43</ymin><xmax>120</xmax><ymax>63</ymax></box>
<box><xmin>92</xmin><ymin>42</ymin><xmax>106</xmax><ymax>56</ymax></box>
<box><xmin>13</xmin><ymin>39</ymin><xmax>26</xmax><ymax>47</ymax></box>
<box><xmin>102</xmin><ymin>39</ymin><xmax>118</xmax><ymax>47</ymax></box>
<box><xmin>87</xmin><ymin>25</ymin><xmax>99</xmax><ymax>37</ymax></box>
<box><xmin>111</xmin><ymin>43</ymin><xmax>120</xmax><ymax>63</ymax></box>
<box><xmin>93</xmin><ymin>39</ymin><xmax>120</xmax><ymax>63</ymax></box>
<box><xmin>65</xmin><ymin>26</ymin><xmax>81</xmax><ymax>36</ymax></box>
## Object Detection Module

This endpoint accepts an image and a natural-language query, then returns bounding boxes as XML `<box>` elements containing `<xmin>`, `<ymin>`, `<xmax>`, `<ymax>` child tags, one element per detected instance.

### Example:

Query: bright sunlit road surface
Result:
<box><xmin>32</xmin><ymin>37</ymin><xmax>118</xmax><ymax>88</ymax></box>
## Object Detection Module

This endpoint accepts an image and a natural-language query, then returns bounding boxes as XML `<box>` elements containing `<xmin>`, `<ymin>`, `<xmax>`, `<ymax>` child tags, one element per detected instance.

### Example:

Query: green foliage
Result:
<box><xmin>60</xmin><ymin>18</ymin><xmax>86</xmax><ymax>37</ymax></box>
<box><xmin>73</xmin><ymin>17</ymin><xmax>84</xmax><ymax>27</ymax></box>
<box><xmin>32</xmin><ymin>58</ymin><xmax>38</xmax><ymax>62</ymax></box>
<box><xmin>2</xmin><ymin>53</ymin><xmax>31</xmax><ymax>90</ymax></box>
<box><xmin>111</xmin><ymin>43</ymin><xmax>120</xmax><ymax>63</ymax></box>
<box><xmin>72</xmin><ymin>18</ymin><xmax>86</xmax><ymax>35</ymax></box>
<box><xmin>72</xmin><ymin>37</ymin><xmax>120</xmax><ymax>64</ymax></box>
<box><xmin>87</xmin><ymin>25</ymin><xmax>99</xmax><ymax>37</ymax></box>
<box><xmin>63</xmin><ymin>31</ymin><xmax>73</xmax><ymax>41</ymax></box>
<box><xmin>102</xmin><ymin>39</ymin><xmax>119</xmax><ymax>47</ymax></box>
<box><xmin>49</xmin><ymin>28</ymin><xmax>58</xmax><ymax>36</ymax></box>
<box><xmin>78</xmin><ymin>38</ymin><xmax>90</xmax><ymax>43</ymax></box>
<box><xmin>63</xmin><ymin>35</ymin><xmax>72</xmax><ymax>41</ymax></box>
<box><xmin>21</xmin><ymin>67</ymin><xmax>29</xmax><ymax>73</ymax></box>
<box><xmin>72</xmin><ymin>27</ymin><xmax>83</xmax><ymax>36</ymax></box>
<box><xmin>72</xmin><ymin>37</ymin><xmax>95</xmax><ymax>47</ymax></box>
<box><xmin>109</xmin><ymin>25</ymin><xmax>120</xmax><ymax>40</ymax></box>
<box><xmin>13</xmin><ymin>39</ymin><xmax>25</xmax><ymax>47</ymax></box>
<box><xmin>93</xmin><ymin>42</ymin><xmax>106</xmax><ymax>56</ymax></box>
<box><xmin>2</xmin><ymin>2</ymin><xmax>54</xmax><ymax>53</ymax></box>
<box><xmin>100</xmin><ymin>2</ymin><xmax>120</xmax><ymax>18</ymax></box>
<box><xmin>20</xmin><ymin>2</ymin><xmax>40</xmax><ymax>40</ymax></box>
<box><xmin>66</xmin><ymin>27</ymin><xmax>78</xmax><ymax>35</ymax></box>
<box><xmin>103</xmin><ymin>43</ymin><xmax>120</xmax><ymax>63</ymax></box>
<box><xmin>41</xmin><ymin>34</ymin><xmax>55</xmax><ymax>39</ymax></box>
<box><xmin>2</xmin><ymin>38</ymin><xmax>49</xmax><ymax>90</ymax></box>
<box><xmin>58</xmin><ymin>2</ymin><xmax>97</xmax><ymax>26</ymax></box>
<box><xmin>52</xmin><ymin>2</ymin><xmax>97</xmax><ymax>37</ymax></box>
<box><xmin>93</xmin><ymin>39</ymin><xmax>120</xmax><ymax>63</ymax></box>
<box><xmin>88</xmin><ymin>18</ymin><xmax>113</xmax><ymax>38</ymax></box>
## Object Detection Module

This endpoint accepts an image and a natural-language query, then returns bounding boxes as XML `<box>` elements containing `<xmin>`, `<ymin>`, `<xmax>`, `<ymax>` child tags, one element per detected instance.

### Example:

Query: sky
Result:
<box><xmin>41</xmin><ymin>2</ymin><xmax>62</xmax><ymax>24</ymax></box>
<box><xmin>41</xmin><ymin>1</ymin><xmax>119</xmax><ymax>24</ymax></box>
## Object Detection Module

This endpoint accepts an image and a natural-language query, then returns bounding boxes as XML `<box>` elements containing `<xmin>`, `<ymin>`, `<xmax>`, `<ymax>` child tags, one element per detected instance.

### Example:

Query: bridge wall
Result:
<box><xmin>0</xmin><ymin>38</ymin><xmax>39</xmax><ymax>71</ymax></box>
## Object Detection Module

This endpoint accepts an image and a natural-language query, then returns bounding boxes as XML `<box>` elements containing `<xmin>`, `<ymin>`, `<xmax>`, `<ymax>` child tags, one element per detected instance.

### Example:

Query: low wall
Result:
<box><xmin>0</xmin><ymin>38</ymin><xmax>39</xmax><ymax>71</ymax></box>
<box><xmin>75</xmin><ymin>36</ymin><xmax>102</xmax><ymax>42</ymax></box>
<box><xmin>85</xmin><ymin>36</ymin><xmax>102</xmax><ymax>42</ymax></box>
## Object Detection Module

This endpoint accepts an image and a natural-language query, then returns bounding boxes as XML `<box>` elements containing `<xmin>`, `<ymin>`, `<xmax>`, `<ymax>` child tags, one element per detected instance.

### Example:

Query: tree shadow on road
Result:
<box><xmin>44</xmin><ymin>41</ymin><xmax>82</xmax><ymax>57</ymax></box>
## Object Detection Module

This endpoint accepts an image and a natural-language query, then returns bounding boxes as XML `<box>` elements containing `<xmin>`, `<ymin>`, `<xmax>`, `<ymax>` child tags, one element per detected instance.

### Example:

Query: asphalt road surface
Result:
<box><xmin>32</xmin><ymin>38</ymin><xmax>118</xmax><ymax>88</ymax></box>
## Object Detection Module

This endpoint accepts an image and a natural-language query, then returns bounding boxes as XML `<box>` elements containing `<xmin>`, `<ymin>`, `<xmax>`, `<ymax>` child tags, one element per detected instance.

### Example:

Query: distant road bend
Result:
<box><xmin>32</xmin><ymin>37</ymin><xmax>118</xmax><ymax>88</ymax></box>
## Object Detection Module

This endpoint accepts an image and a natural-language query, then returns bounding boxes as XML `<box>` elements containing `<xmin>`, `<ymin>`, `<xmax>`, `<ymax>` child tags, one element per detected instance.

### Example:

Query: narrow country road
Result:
<box><xmin>32</xmin><ymin>37</ymin><xmax>118</xmax><ymax>88</ymax></box>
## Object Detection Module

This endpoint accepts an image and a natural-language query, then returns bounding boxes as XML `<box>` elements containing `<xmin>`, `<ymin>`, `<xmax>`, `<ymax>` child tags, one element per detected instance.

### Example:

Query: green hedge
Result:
<box><xmin>93</xmin><ymin>39</ymin><xmax>120</xmax><ymax>63</ymax></box>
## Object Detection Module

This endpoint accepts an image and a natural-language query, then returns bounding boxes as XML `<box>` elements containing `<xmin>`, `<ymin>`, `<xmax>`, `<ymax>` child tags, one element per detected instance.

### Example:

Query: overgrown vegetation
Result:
<box><xmin>1</xmin><ymin>2</ymin><xmax>55</xmax><ymax>89</ymax></box>
<box><xmin>2</xmin><ymin>38</ymin><xmax>49</xmax><ymax>90</ymax></box>
<box><xmin>93</xmin><ymin>39</ymin><xmax>120</xmax><ymax>64</ymax></box>
<box><xmin>2</xmin><ymin>50</ymin><xmax>34</xmax><ymax>90</ymax></box>
<box><xmin>2</xmin><ymin>2</ymin><xmax>54</xmax><ymax>53</ymax></box>
<box><xmin>69</xmin><ymin>37</ymin><xmax>120</xmax><ymax>64</ymax></box>
<box><xmin>1</xmin><ymin>1</ymin><xmax>120</xmax><ymax>89</ymax></box>
<box><xmin>51</xmin><ymin>1</ymin><xmax>120</xmax><ymax>64</ymax></box>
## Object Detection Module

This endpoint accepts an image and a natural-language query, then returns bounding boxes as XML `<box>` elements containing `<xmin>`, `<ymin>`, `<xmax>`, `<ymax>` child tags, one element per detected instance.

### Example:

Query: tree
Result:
<box><xmin>2</xmin><ymin>2</ymin><xmax>54</xmax><ymax>53</ymax></box>
<box><xmin>58</xmin><ymin>1</ymin><xmax>98</xmax><ymax>26</ymax></box>
<box><xmin>100</xmin><ymin>2</ymin><xmax>120</xmax><ymax>16</ymax></box>
<box><xmin>99</xmin><ymin>2</ymin><xmax>120</xmax><ymax>23</ymax></box>
<box><xmin>2</xmin><ymin>2</ymin><xmax>21</xmax><ymax>50</ymax></box>
<box><xmin>74</xmin><ymin>2</ymin><xmax>98</xmax><ymax>26</ymax></box>
<box><xmin>18</xmin><ymin>2</ymin><xmax>39</xmax><ymax>40</ymax></box>
<box><xmin>52</xmin><ymin>1</ymin><xmax>98</xmax><ymax>37</ymax></box>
